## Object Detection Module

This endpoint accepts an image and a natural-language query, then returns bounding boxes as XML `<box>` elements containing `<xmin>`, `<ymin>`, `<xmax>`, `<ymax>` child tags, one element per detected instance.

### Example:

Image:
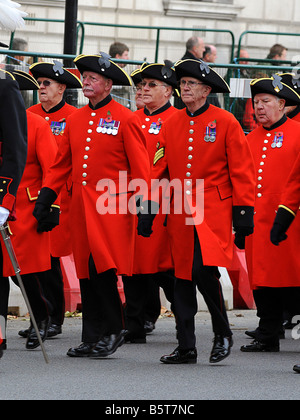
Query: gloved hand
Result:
<box><xmin>33</xmin><ymin>187</ymin><xmax>59</xmax><ymax>232</ymax></box>
<box><xmin>270</xmin><ymin>207</ymin><xmax>295</xmax><ymax>246</ymax></box>
<box><xmin>137</xmin><ymin>214</ymin><xmax>154</xmax><ymax>237</ymax></box>
<box><xmin>0</xmin><ymin>206</ymin><xmax>10</xmax><ymax>226</ymax></box>
<box><xmin>233</xmin><ymin>226</ymin><xmax>254</xmax><ymax>250</ymax></box>
<box><xmin>137</xmin><ymin>200</ymin><xmax>159</xmax><ymax>238</ymax></box>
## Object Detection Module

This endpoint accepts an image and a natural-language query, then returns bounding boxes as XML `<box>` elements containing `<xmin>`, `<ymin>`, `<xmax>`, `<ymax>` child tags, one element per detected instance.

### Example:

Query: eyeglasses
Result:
<box><xmin>37</xmin><ymin>80</ymin><xmax>53</xmax><ymax>87</ymax></box>
<box><xmin>179</xmin><ymin>80</ymin><xmax>204</xmax><ymax>89</ymax></box>
<box><xmin>141</xmin><ymin>81</ymin><xmax>167</xmax><ymax>88</ymax></box>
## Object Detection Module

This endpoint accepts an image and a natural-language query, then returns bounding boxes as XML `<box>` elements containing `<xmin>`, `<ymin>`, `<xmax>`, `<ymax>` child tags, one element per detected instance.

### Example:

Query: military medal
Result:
<box><xmin>271</xmin><ymin>132</ymin><xmax>283</xmax><ymax>149</ymax></box>
<box><xmin>149</xmin><ymin>119</ymin><xmax>162</xmax><ymax>135</ymax></box>
<box><xmin>205</xmin><ymin>120</ymin><xmax>217</xmax><ymax>143</ymax></box>
<box><xmin>97</xmin><ymin>112</ymin><xmax>120</xmax><ymax>136</ymax></box>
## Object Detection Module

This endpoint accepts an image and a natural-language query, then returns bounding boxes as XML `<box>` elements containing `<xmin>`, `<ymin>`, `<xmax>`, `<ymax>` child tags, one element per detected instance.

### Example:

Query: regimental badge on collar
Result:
<box><xmin>271</xmin><ymin>131</ymin><xmax>284</xmax><ymax>149</ymax></box>
<box><xmin>204</xmin><ymin>120</ymin><xmax>217</xmax><ymax>143</ymax></box>
<box><xmin>96</xmin><ymin>111</ymin><xmax>120</xmax><ymax>136</ymax></box>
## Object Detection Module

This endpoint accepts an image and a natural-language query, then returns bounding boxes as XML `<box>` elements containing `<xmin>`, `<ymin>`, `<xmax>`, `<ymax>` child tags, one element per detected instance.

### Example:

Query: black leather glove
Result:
<box><xmin>233</xmin><ymin>206</ymin><xmax>254</xmax><ymax>250</ymax></box>
<box><xmin>33</xmin><ymin>187</ymin><xmax>59</xmax><ymax>232</ymax></box>
<box><xmin>137</xmin><ymin>214</ymin><xmax>154</xmax><ymax>237</ymax></box>
<box><xmin>137</xmin><ymin>200</ymin><xmax>159</xmax><ymax>238</ymax></box>
<box><xmin>270</xmin><ymin>207</ymin><xmax>295</xmax><ymax>246</ymax></box>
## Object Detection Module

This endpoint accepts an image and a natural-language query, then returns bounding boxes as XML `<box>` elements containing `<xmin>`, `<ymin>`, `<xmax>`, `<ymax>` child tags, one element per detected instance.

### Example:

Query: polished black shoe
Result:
<box><xmin>67</xmin><ymin>342</ymin><xmax>97</xmax><ymax>357</ymax></box>
<box><xmin>18</xmin><ymin>327</ymin><xmax>30</xmax><ymax>338</ymax></box>
<box><xmin>240</xmin><ymin>339</ymin><xmax>279</xmax><ymax>352</ymax></box>
<box><xmin>209</xmin><ymin>335</ymin><xmax>233</xmax><ymax>363</ymax></box>
<box><xmin>26</xmin><ymin>318</ymin><xmax>50</xmax><ymax>350</ymax></box>
<box><xmin>47</xmin><ymin>324</ymin><xmax>62</xmax><ymax>338</ymax></box>
<box><xmin>293</xmin><ymin>364</ymin><xmax>300</xmax><ymax>373</ymax></box>
<box><xmin>90</xmin><ymin>330</ymin><xmax>128</xmax><ymax>358</ymax></box>
<box><xmin>160</xmin><ymin>347</ymin><xmax>197</xmax><ymax>364</ymax></box>
<box><xmin>125</xmin><ymin>331</ymin><xmax>146</xmax><ymax>343</ymax></box>
<box><xmin>144</xmin><ymin>321</ymin><xmax>155</xmax><ymax>335</ymax></box>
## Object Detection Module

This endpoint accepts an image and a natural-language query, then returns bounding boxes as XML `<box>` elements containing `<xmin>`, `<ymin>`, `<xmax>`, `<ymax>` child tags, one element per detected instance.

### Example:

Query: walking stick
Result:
<box><xmin>0</xmin><ymin>224</ymin><xmax>49</xmax><ymax>364</ymax></box>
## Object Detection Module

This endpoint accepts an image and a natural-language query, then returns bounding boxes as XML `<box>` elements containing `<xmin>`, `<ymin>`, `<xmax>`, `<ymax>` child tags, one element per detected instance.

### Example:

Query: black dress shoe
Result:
<box><xmin>293</xmin><ymin>364</ymin><xmax>300</xmax><ymax>373</ymax></box>
<box><xmin>26</xmin><ymin>318</ymin><xmax>50</xmax><ymax>350</ymax></box>
<box><xmin>209</xmin><ymin>335</ymin><xmax>233</xmax><ymax>363</ymax></box>
<box><xmin>125</xmin><ymin>331</ymin><xmax>146</xmax><ymax>343</ymax></box>
<box><xmin>144</xmin><ymin>321</ymin><xmax>155</xmax><ymax>335</ymax></box>
<box><xmin>67</xmin><ymin>342</ymin><xmax>97</xmax><ymax>357</ymax></box>
<box><xmin>160</xmin><ymin>347</ymin><xmax>197</xmax><ymax>364</ymax></box>
<box><xmin>47</xmin><ymin>324</ymin><xmax>62</xmax><ymax>338</ymax></box>
<box><xmin>240</xmin><ymin>339</ymin><xmax>279</xmax><ymax>352</ymax></box>
<box><xmin>90</xmin><ymin>330</ymin><xmax>128</xmax><ymax>358</ymax></box>
<box><xmin>18</xmin><ymin>327</ymin><xmax>30</xmax><ymax>338</ymax></box>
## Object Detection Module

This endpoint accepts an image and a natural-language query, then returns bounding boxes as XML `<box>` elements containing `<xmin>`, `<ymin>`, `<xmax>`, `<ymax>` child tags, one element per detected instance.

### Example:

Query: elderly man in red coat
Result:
<box><xmin>123</xmin><ymin>61</ymin><xmax>178</xmax><ymax>343</ymax></box>
<box><xmin>138</xmin><ymin>59</ymin><xmax>256</xmax><ymax>364</ymax></box>
<box><xmin>33</xmin><ymin>53</ymin><xmax>150</xmax><ymax>359</ymax></box>
<box><xmin>240</xmin><ymin>75</ymin><xmax>300</xmax><ymax>353</ymax></box>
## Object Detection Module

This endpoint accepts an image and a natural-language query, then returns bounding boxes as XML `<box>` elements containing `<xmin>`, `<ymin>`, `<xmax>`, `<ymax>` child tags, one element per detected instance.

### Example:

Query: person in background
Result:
<box><xmin>123</xmin><ymin>61</ymin><xmax>178</xmax><ymax>344</ymax></box>
<box><xmin>240</xmin><ymin>75</ymin><xmax>300</xmax><ymax>353</ymax></box>
<box><xmin>17</xmin><ymin>62</ymin><xmax>82</xmax><ymax>341</ymax></box>
<box><xmin>202</xmin><ymin>44</ymin><xmax>221</xmax><ymax>108</ymax></box>
<box><xmin>109</xmin><ymin>42</ymin><xmax>129</xmax><ymax>68</ymax></box>
<box><xmin>1</xmin><ymin>71</ymin><xmax>59</xmax><ymax>352</ymax></box>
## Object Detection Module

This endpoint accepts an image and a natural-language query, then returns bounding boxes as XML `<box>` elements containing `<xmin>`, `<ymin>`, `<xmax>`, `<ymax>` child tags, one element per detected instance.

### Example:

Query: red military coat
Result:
<box><xmin>151</xmin><ymin>104</ymin><xmax>256</xmax><ymax>281</ymax></box>
<box><xmin>2</xmin><ymin>111</ymin><xmax>58</xmax><ymax>276</ymax></box>
<box><xmin>278</xmin><ymin>151</ymin><xmax>300</xmax><ymax>217</ymax></box>
<box><xmin>133</xmin><ymin>103</ymin><xmax>177</xmax><ymax>274</ymax></box>
<box><xmin>245</xmin><ymin>116</ymin><xmax>300</xmax><ymax>289</ymax></box>
<box><xmin>29</xmin><ymin>101</ymin><xmax>77</xmax><ymax>257</ymax></box>
<box><xmin>43</xmin><ymin>96</ymin><xmax>150</xmax><ymax>279</ymax></box>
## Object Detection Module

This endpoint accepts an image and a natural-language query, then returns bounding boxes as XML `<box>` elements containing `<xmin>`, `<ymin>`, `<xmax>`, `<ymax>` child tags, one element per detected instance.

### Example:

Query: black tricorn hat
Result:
<box><xmin>138</xmin><ymin>60</ymin><xmax>178</xmax><ymax>88</ymax></box>
<box><xmin>130</xmin><ymin>62</ymin><xmax>148</xmax><ymax>86</ymax></box>
<box><xmin>276</xmin><ymin>72</ymin><xmax>300</xmax><ymax>96</ymax></box>
<box><xmin>29</xmin><ymin>61</ymin><xmax>82</xmax><ymax>89</ymax></box>
<box><xmin>250</xmin><ymin>75</ymin><xmax>300</xmax><ymax>106</ymax></box>
<box><xmin>174</xmin><ymin>59</ymin><xmax>230</xmax><ymax>94</ymax></box>
<box><xmin>74</xmin><ymin>52</ymin><xmax>132</xmax><ymax>86</ymax></box>
<box><xmin>12</xmin><ymin>70</ymin><xmax>39</xmax><ymax>90</ymax></box>
<box><xmin>0</xmin><ymin>42</ymin><xmax>8</xmax><ymax>48</ymax></box>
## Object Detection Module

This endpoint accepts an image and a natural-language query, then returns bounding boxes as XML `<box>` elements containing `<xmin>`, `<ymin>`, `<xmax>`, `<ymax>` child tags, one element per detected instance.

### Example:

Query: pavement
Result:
<box><xmin>0</xmin><ymin>309</ymin><xmax>300</xmax><ymax>401</ymax></box>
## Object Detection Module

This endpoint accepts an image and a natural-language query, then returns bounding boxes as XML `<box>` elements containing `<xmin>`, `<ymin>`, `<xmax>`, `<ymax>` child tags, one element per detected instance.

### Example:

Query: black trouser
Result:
<box><xmin>254</xmin><ymin>287</ymin><xmax>300</xmax><ymax>345</ymax></box>
<box><xmin>0</xmin><ymin>270</ymin><xmax>52</xmax><ymax>334</ymax></box>
<box><xmin>175</xmin><ymin>230</ymin><xmax>232</xmax><ymax>350</ymax></box>
<box><xmin>42</xmin><ymin>256</ymin><xmax>65</xmax><ymax>326</ymax></box>
<box><xmin>79</xmin><ymin>255</ymin><xmax>125</xmax><ymax>343</ymax></box>
<box><xmin>122</xmin><ymin>271</ymin><xmax>176</xmax><ymax>337</ymax></box>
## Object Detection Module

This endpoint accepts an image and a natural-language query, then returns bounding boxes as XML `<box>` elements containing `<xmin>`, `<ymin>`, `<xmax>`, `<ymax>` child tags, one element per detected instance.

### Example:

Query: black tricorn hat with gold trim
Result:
<box><xmin>74</xmin><ymin>52</ymin><xmax>132</xmax><ymax>86</ymax></box>
<box><xmin>12</xmin><ymin>70</ymin><xmax>39</xmax><ymax>90</ymax></box>
<box><xmin>275</xmin><ymin>72</ymin><xmax>300</xmax><ymax>96</ymax></box>
<box><xmin>174</xmin><ymin>59</ymin><xmax>230</xmax><ymax>94</ymax></box>
<box><xmin>250</xmin><ymin>75</ymin><xmax>300</xmax><ymax>106</ymax></box>
<box><xmin>138</xmin><ymin>60</ymin><xmax>178</xmax><ymax>88</ymax></box>
<box><xmin>130</xmin><ymin>62</ymin><xmax>148</xmax><ymax>86</ymax></box>
<box><xmin>29</xmin><ymin>61</ymin><xmax>82</xmax><ymax>89</ymax></box>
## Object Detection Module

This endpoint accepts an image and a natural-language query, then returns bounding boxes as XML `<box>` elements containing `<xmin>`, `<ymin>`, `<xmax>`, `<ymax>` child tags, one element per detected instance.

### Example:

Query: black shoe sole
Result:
<box><xmin>160</xmin><ymin>357</ymin><xmax>197</xmax><ymax>364</ymax></box>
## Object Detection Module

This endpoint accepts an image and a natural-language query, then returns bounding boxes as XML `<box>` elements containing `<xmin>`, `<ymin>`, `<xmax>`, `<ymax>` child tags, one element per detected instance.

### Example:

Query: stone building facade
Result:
<box><xmin>1</xmin><ymin>0</ymin><xmax>300</xmax><ymax>65</ymax></box>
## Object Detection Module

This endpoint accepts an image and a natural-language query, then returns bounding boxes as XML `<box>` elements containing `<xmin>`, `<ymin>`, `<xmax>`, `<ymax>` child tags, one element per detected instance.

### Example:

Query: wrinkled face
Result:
<box><xmin>37</xmin><ymin>77</ymin><xmax>66</xmax><ymax>105</ymax></box>
<box><xmin>141</xmin><ymin>78</ymin><xmax>171</xmax><ymax>109</ymax></box>
<box><xmin>82</xmin><ymin>71</ymin><xmax>112</xmax><ymax>104</ymax></box>
<box><xmin>179</xmin><ymin>77</ymin><xmax>211</xmax><ymax>110</ymax></box>
<box><xmin>253</xmin><ymin>93</ymin><xmax>285</xmax><ymax>127</ymax></box>
<box><xmin>135</xmin><ymin>82</ymin><xmax>144</xmax><ymax>110</ymax></box>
